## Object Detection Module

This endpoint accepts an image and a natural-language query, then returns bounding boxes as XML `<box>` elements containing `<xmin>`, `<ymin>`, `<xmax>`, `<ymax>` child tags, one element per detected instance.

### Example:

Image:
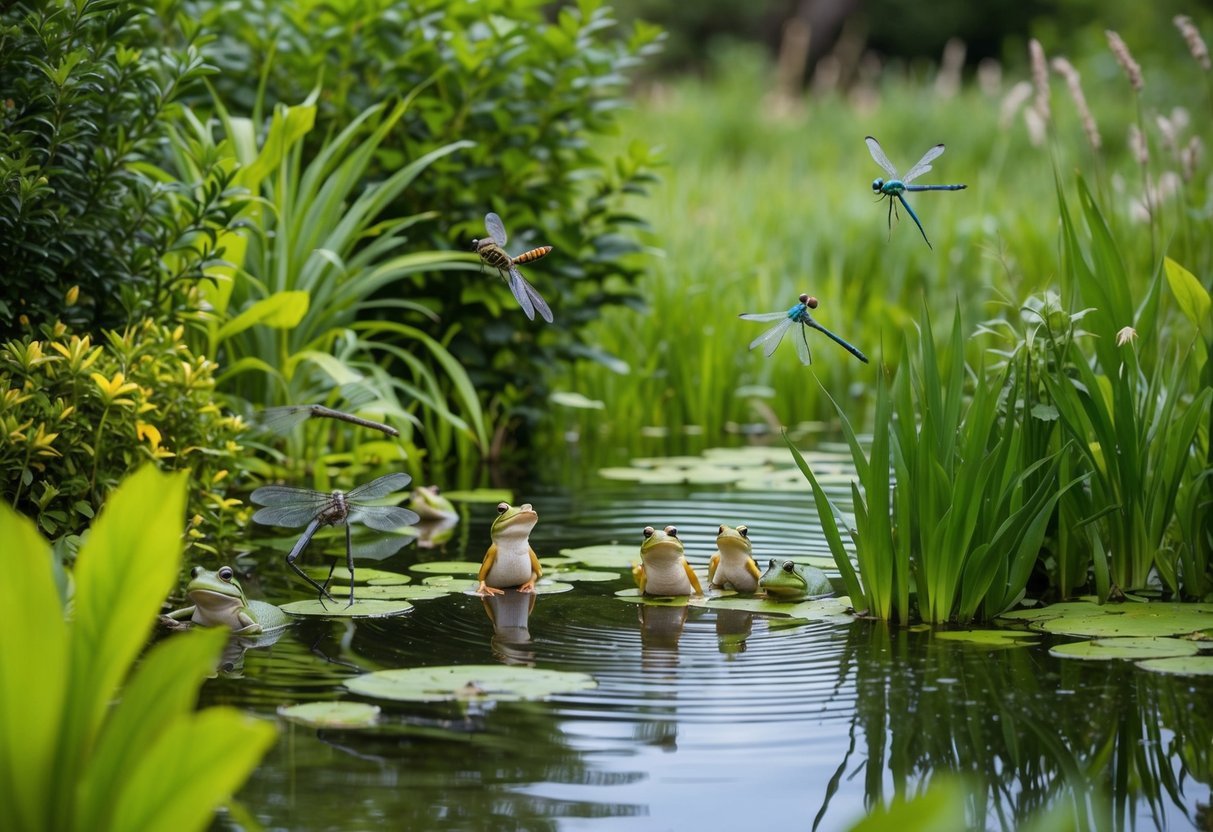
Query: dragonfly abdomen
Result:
<box><xmin>904</xmin><ymin>183</ymin><xmax>967</xmax><ymax>191</ymax></box>
<box><xmin>512</xmin><ymin>245</ymin><xmax>553</xmax><ymax>265</ymax></box>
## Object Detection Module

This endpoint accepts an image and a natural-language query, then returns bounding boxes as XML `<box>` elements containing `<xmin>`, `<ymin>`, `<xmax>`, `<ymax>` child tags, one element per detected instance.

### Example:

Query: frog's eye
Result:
<box><xmin>643</xmin><ymin>526</ymin><xmax>655</xmax><ymax>538</ymax></box>
<box><xmin>664</xmin><ymin>525</ymin><xmax>678</xmax><ymax>537</ymax></box>
<box><xmin>218</xmin><ymin>566</ymin><xmax>235</xmax><ymax>582</ymax></box>
<box><xmin>737</xmin><ymin>525</ymin><xmax>749</xmax><ymax>537</ymax></box>
<box><xmin>782</xmin><ymin>561</ymin><xmax>796</xmax><ymax>573</ymax></box>
<box><xmin>190</xmin><ymin>566</ymin><xmax>204</xmax><ymax>578</ymax></box>
<box><xmin>496</xmin><ymin>502</ymin><xmax>509</xmax><ymax>514</ymax></box>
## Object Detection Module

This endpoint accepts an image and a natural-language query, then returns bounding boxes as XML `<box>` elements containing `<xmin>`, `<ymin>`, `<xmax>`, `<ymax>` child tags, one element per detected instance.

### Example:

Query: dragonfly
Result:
<box><xmin>250</xmin><ymin>472</ymin><xmax>420</xmax><ymax>606</ymax></box>
<box><xmin>865</xmin><ymin>136</ymin><xmax>966</xmax><ymax>249</ymax></box>
<box><xmin>739</xmin><ymin>293</ymin><xmax>869</xmax><ymax>365</ymax></box>
<box><xmin>252</xmin><ymin>404</ymin><xmax>398</xmax><ymax>438</ymax></box>
<box><xmin>472</xmin><ymin>211</ymin><xmax>554</xmax><ymax>323</ymax></box>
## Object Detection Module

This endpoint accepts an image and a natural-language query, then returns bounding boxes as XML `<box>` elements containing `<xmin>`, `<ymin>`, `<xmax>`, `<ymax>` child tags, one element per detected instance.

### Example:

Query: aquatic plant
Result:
<box><xmin>0</xmin><ymin>465</ymin><xmax>274</xmax><ymax>832</ymax></box>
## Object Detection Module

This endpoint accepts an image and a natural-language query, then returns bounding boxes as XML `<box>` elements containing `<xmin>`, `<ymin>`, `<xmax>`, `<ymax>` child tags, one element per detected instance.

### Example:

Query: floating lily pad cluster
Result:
<box><xmin>997</xmin><ymin>600</ymin><xmax>1213</xmax><ymax>676</ymax></box>
<box><xmin>596</xmin><ymin>445</ymin><xmax>856</xmax><ymax>492</ymax></box>
<box><xmin>345</xmin><ymin>664</ymin><xmax>597</xmax><ymax>703</ymax></box>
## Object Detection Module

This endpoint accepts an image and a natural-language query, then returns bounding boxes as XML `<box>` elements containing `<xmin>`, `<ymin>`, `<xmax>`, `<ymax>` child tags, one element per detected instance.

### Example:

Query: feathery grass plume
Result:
<box><xmin>1023</xmin><ymin>108</ymin><xmax>1047</xmax><ymax>147</ymax></box>
<box><xmin>1128</xmin><ymin>124</ymin><xmax>1149</xmax><ymax>166</ymax></box>
<box><xmin>935</xmin><ymin>38</ymin><xmax>966</xmax><ymax>99</ymax></box>
<box><xmin>977</xmin><ymin>58</ymin><xmax>1002</xmax><ymax>96</ymax></box>
<box><xmin>1155</xmin><ymin>108</ymin><xmax>1190</xmax><ymax>156</ymax></box>
<box><xmin>999</xmin><ymin>80</ymin><xmax>1032</xmax><ymax>127</ymax></box>
<box><xmin>1028</xmin><ymin>39</ymin><xmax>1050</xmax><ymax>120</ymax></box>
<box><xmin>1105</xmin><ymin>30</ymin><xmax>1144</xmax><ymax>92</ymax></box>
<box><xmin>1174</xmin><ymin>15</ymin><xmax>1211</xmax><ymax>71</ymax></box>
<box><xmin>1051</xmin><ymin>57</ymin><xmax>1101</xmax><ymax>151</ymax></box>
<box><xmin>1182</xmin><ymin>136</ymin><xmax>1204</xmax><ymax>182</ymax></box>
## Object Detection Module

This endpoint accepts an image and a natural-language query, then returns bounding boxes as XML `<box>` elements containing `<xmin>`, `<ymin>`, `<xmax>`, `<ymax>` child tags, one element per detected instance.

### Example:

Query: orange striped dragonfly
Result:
<box><xmin>472</xmin><ymin>212</ymin><xmax>554</xmax><ymax>322</ymax></box>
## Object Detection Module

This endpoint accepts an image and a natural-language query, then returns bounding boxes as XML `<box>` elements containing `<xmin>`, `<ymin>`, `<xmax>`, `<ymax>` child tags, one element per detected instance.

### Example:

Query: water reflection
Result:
<box><xmin>482</xmin><ymin>588</ymin><xmax>536</xmax><ymax>665</ymax></box>
<box><xmin>714</xmin><ymin>608</ymin><xmax>754</xmax><ymax>656</ymax></box>
<box><xmin>821</xmin><ymin>624</ymin><xmax>1213</xmax><ymax>831</ymax></box>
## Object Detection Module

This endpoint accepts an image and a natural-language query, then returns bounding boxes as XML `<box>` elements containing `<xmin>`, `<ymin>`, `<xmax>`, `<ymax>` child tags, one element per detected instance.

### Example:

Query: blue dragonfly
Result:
<box><xmin>865</xmin><ymin>136</ymin><xmax>966</xmax><ymax>249</ymax></box>
<box><xmin>740</xmin><ymin>294</ymin><xmax>869</xmax><ymax>365</ymax></box>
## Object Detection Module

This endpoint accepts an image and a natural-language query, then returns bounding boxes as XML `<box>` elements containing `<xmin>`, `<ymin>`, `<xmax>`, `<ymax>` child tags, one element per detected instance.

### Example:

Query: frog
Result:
<box><xmin>409</xmin><ymin>485</ymin><xmax>458</xmax><ymax>521</ymax></box>
<box><xmin>165</xmin><ymin>565</ymin><xmax>291</xmax><ymax>635</ymax></box>
<box><xmin>632</xmin><ymin>525</ymin><xmax>703</xmax><ymax>596</ymax></box>
<box><xmin>707</xmin><ymin>524</ymin><xmax>761</xmax><ymax>592</ymax></box>
<box><xmin>758</xmin><ymin>558</ymin><xmax>834</xmax><ymax>601</ymax></box>
<box><xmin>476</xmin><ymin>502</ymin><xmax>542</xmax><ymax>596</ymax></box>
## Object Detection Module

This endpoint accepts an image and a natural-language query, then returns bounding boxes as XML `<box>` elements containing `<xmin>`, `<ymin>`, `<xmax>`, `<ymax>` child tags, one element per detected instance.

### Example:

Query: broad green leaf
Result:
<box><xmin>345</xmin><ymin>664</ymin><xmax>597</xmax><ymax>703</ymax></box>
<box><xmin>109</xmin><ymin>708</ymin><xmax>276</xmax><ymax>832</ymax></box>
<box><xmin>215</xmin><ymin>291</ymin><xmax>309</xmax><ymax>342</ymax></box>
<box><xmin>280</xmin><ymin>599</ymin><xmax>414</xmax><ymax>617</ymax></box>
<box><xmin>0</xmin><ymin>503</ymin><xmax>68</xmax><ymax>832</ymax></box>
<box><xmin>75</xmin><ymin>627</ymin><xmax>231</xmax><ymax>829</ymax></box>
<box><xmin>1049</xmin><ymin>636</ymin><xmax>1200</xmax><ymax>661</ymax></box>
<box><xmin>1163</xmin><ymin>256</ymin><xmax>1211</xmax><ymax>333</ymax></box>
<box><xmin>1136</xmin><ymin>656</ymin><xmax>1213</xmax><ymax>676</ymax></box>
<box><xmin>236</xmin><ymin>104</ymin><xmax>317</xmax><ymax>189</ymax></box>
<box><xmin>60</xmin><ymin>466</ymin><xmax>188</xmax><ymax>814</ymax></box>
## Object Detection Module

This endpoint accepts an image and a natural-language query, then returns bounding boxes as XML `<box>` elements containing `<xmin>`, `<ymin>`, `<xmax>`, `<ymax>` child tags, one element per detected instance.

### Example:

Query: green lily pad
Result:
<box><xmin>630</xmin><ymin>455</ymin><xmax>707</xmax><ymax>468</ymax></box>
<box><xmin>549</xmin><ymin>569</ymin><xmax>620</xmax><ymax>583</ymax></box>
<box><xmin>701</xmin><ymin>446</ymin><xmax>795</xmax><ymax>466</ymax></box>
<box><xmin>597</xmin><ymin>467</ymin><xmax>688</xmax><ymax>484</ymax></box>
<box><xmin>997</xmin><ymin>601</ymin><xmax>1107</xmax><ymax>622</ymax></box>
<box><xmin>538</xmin><ymin>556</ymin><xmax>577</xmax><ymax>569</ymax></box>
<box><xmin>533</xmin><ymin>580</ymin><xmax>574</xmax><ymax>595</ymax></box>
<box><xmin>614</xmin><ymin>588</ymin><xmax>692</xmax><ymax>607</ymax></box>
<box><xmin>1135</xmin><ymin>656</ymin><xmax>1213</xmax><ymax>676</ymax></box>
<box><xmin>934</xmin><ymin>630</ymin><xmax>1040</xmax><ymax>648</ymax></box>
<box><xmin>767</xmin><ymin>617</ymin><xmax>812</xmax><ymax>631</ymax></box>
<box><xmin>278</xmin><ymin>701</ymin><xmax>381</xmax><ymax>729</ymax></box>
<box><xmin>303</xmin><ymin>567</ymin><xmax>412</xmax><ymax>586</ymax></box>
<box><xmin>1049</xmin><ymin>637</ymin><xmax>1201</xmax><ymax>661</ymax></box>
<box><xmin>281</xmin><ymin>599</ymin><xmax>414</xmax><ymax>618</ymax></box>
<box><xmin>421</xmin><ymin>574</ymin><xmax>457</xmax><ymax>586</ymax></box>
<box><xmin>439</xmin><ymin>489</ymin><xmax>513</xmax><ymax>503</ymax></box>
<box><xmin>1038</xmin><ymin>605</ymin><xmax>1213</xmax><ymax>638</ymax></box>
<box><xmin>692</xmin><ymin>595</ymin><xmax>853</xmax><ymax>622</ymax></box>
<box><xmin>408</xmin><ymin>560</ymin><xmax>481</xmax><ymax>575</ymax></box>
<box><xmin>345</xmin><ymin>664</ymin><xmax>597</xmax><ymax>703</ymax></box>
<box><xmin>559</xmin><ymin>544</ymin><xmax>635</xmax><ymax>569</ymax></box>
<box><xmin>351</xmin><ymin>585</ymin><xmax>457</xmax><ymax>601</ymax></box>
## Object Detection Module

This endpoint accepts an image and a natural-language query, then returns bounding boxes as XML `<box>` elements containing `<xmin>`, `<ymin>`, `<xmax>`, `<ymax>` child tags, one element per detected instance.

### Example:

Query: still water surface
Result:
<box><xmin>205</xmin><ymin>485</ymin><xmax>1213</xmax><ymax>831</ymax></box>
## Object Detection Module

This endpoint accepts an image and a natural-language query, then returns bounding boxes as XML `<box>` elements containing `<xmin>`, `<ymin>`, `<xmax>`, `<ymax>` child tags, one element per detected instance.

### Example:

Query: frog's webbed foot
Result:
<box><xmin>477</xmin><ymin>582</ymin><xmax>505</xmax><ymax>597</ymax></box>
<box><xmin>518</xmin><ymin>579</ymin><xmax>537</xmax><ymax>593</ymax></box>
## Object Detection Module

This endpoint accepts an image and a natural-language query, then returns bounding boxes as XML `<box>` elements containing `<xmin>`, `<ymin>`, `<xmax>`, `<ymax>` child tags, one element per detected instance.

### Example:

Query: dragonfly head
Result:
<box><xmin>798</xmin><ymin>293</ymin><xmax>819</xmax><ymax>309</ymax></box>
<box><xmin>470</xmin><ymin>237</ymin><xmax>481</xmax><ymax>251</ymax></box>
<box><xmin>871</xmin><ymin>178</ymin><xmax>884</xmax><ymax>193</ymax></box>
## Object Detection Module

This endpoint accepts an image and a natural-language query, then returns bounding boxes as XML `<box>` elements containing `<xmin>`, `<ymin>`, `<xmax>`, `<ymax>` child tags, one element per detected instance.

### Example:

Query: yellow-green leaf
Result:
<box><xmin>1164</xmin><ymin>256</ymin><xmax>1211</xmax><ymax>334</ymax></box>
<box><xmin>215</xmin><ymin>291</ymin><xmax>310</xmax><ymax>342</ymax></box>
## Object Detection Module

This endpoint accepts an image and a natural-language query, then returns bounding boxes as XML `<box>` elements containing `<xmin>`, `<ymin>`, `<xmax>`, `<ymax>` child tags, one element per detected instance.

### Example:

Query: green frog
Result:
<box><xmin>707</xmin><ymin>524</ymin><xmax>761</xmax><ymax>592</ymax></box>
<box><xmin>758</xmin><ymin>558</ymin><xmax>833</xmax><ymax>600</ymax></box>
<box><xmin>409</xmin><ymin>485</ymin><xmax>458</xmax><ymax>521</ymax></box>
<box><xmin>633</xmin><ymin>525</ymin><xmax>703</xmax><ymax>596</ymax></box>
<box><xmin>476</xmin><ymin>502</ymin><xmax>542</xmax><ymax>596</ymax></box>
<box><xmin>165</xmin><ymin>565</ymin><xmax>290</xmax><ymax>635</ymax></box>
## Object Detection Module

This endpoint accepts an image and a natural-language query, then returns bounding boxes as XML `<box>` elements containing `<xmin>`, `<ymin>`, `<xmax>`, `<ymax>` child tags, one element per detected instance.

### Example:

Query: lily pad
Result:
<box><xmin>303</xmin><ymin>567</ymin><xmax>412</xmax><ymax>586</ymax></box>
<box><xmin>421</xmin><ymin>574</ymin><xmax>457</xmax><ymax>586</ymax></box>
<box><xmin>630</xmin><ymin>455</ymin><xmax>706</xmax><ymax>468</ymax></box>
<box><xmin>701</xmin><ymin>446</ymin><xmax>795</xmax><ymax>466</ymax></box>
<box><xmin>767</xmin><ymin>617</ymin><xmax>812</xmax><ymax>631</ymax></box>
<box><xmin>278</xmin><ymin>701</ymin><xmax>381</xmax><ymax>729</ymax></box>
<box><xmin>351</xmin><ymin>585</ymin><xmax>457</xmax><ymax>601</ymax></box>
<box><xmin>1049</xmin><ymin>637</ymin><xmax>1201</xmax><ymax>661</ymax></box>
<box><xmin>533</xmin><ymin>580</ymin><xmax>575</xmax><ymax>595</ymax></box>
<box><xmin>934</xmin><ymin>630</ymin><xmax>1040</xmax><ymax>648</ymax></box>
<box><xmin>597</xmin><ymin>467</ymin><xmax>688</xmax><ymax>484</ymax></box>
<box><xmin>614</xmin><ymin>588</ymin><xmax>692</xmax><ymax>607</ymax></box>
<box><xmin>345</xmin><ymin>664</ymin><xmax>597</xmax><ymax>703</ymax></box>
<box><xmin>1136</xmin><ymin>656</ymin><xmax>1213</xmax><ymax>676</ymax></box>
<box><xmin>996</xmin><ymin>601</ymin><xmax>1108</xmax><ymax>622</ymax></box>
<box><xmin>693</xmin><ymin>595</ymin><xmax>853</xmax><ymax>623</ymax></box>
<box><xmin>281</xmin><ymin>599</ymin><xmax>414</xmax><ymax>618</ymax></box>
<box><xmin>408</xmin><ymin>560</ymin><xmax>481</xmax><ymax>575</ymax></box>
<box><xmin>559</xmin><ymin>544</ymin><xmax>634</xmax><ymax>569</ymax></box>
<box><xmin>1038</xmin><ymin>606</ymin><xmax>1213</xmax><ymax>638</ymax></box>
<box><xmin>549</xmin><ymin>569</ymin><xmax>620</xmax><ymax>583</ymax></box>
<box><xmin>538</xmin><ymin>556</ymin><xmax>577</xmax><ymax>569</ymax></box>
<box><xmin>439</xmin><ymin>489</ymin><xmax>513</xmax><ymax>503</ymax></box>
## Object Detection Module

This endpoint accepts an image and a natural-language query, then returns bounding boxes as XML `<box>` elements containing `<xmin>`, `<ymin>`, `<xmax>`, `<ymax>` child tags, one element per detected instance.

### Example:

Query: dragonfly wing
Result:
<box><xmin>249</xmin><ymin>485</ymin><xmax>329</xmax><ymax>508</ymax></box>
<box><xmin>346</xmin><ymin>472</ymin><xmax>413</xmax><ymax>500</ymax></box>
<box><xmin>738</xmin><ymin>311</ymin><xmax>790</xmax><ymax>322</ymax></box>
<box><xmin>903</xmin><ymin>144</ymin><xmax>945</xmax><ymax>183</ymax></box>
<box><xmin>749</xmin><ymin>318</ymin><xmax>795</xmax><ymax>357</ymax></box>
<box><xmin>252</xmin><ymin>502</ymin><xmax>329</xmax><ymax>528</ymax></box>
<box><xmin>508</xmin><ymin>267</ymin><xmax>537</xmax><ymax>320</ymax></box>
<box><xmin>519</xmin><ymin>274</ymin><xmax>554</xmax><ymax>323</ymax></box>
<box><xmin>351</xmin><ymin>505</ymin><xmax>422</xmax><ymax>532</ymax></box>
<box><xmin>485</xmin><ymin>212</ymin><xmax>508</xmax><ymax>246</ymax></box>
<box><xmin>252</xmin><ymin>405</ymin><xmax>313</xmax><ymax>434</ymax></box>
<box><xmin>865</xmin><ymin>136</ymin><xmax>899</xmax><ymax>178</ymax></box>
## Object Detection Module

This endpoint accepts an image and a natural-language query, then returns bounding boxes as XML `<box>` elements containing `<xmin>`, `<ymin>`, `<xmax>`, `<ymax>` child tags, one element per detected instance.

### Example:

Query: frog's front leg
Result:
<box><xmin>165</xmin><ymin>605</ymin><xmax>197</xmax><ymax>621</ymax></box>
<box><xmin>477</xmin><ymin>543</ymin><xmax>505</xmax><ymax>596</ymax></box>
<box><xmin>518</xmin><ymin>546</ymin><xmax>542</xmax><ymax>593</ymax></box>
<box><xmin>232</xmin><ymin>610</ymin><xmax>264</xmax><ymax>636</ymax></box>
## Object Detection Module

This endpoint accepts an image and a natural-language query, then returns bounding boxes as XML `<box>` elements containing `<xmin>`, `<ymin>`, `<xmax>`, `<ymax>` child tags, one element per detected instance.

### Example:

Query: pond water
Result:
<box><xmin>204</xmin><ymin>479</ymin><xmax>1213</xmax><ymax>831</ymax></box>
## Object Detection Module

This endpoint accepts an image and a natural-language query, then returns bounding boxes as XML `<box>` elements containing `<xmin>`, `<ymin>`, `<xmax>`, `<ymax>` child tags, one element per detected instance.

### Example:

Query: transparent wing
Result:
<box><xmin>793</xmin><ymin>322</ymin><xmax>813</xmax><ymax>366</ymax></box>
<box><xmin>748</xmin><ymin>318</ymin><xmax>795</xmax><ymax>357</ymax></box>
<box><xmin>350</xmin><ymin>504</ymin><xmax>421</xmax><ymax>532</ymax></box>
<box><xmin>738</xmin><ymin>311</ymin><xmax>790</xmax><ymax>322</ymax></box>
<box><xmin>485</xmin><ymin>212</ymin><xmax>508</xmax><ymax>246</ymax></box>
<box><xmin>508</xmin><ymin>267</ymin><xmax>537</xmax><ymax>320</ymax></box>
<box><xmin>349</xmin><ymin>535</ymin><xmax>413</xmax><ymax>561</ymax></box>
<box><xmin>903</xmin><ymin>144</ymin><xmax>946</xmax><ymax>183</ymax></box>
<box><xmin>519</xmin><ymin>273</ymin><xmax>553</xmax><ymax>323</ymax></box>
<box><xmin>249</xmin><ymin>484</ymin><xmax>329</xmax><ymax>508</ymax></box>
<box><xmin>252</xmin><ymin>501</ymin><xmax>331</xmax><ymax>528</ymax></box>
<box><xmin>865</xmin><ymin>136</ymin><xmax>899</xmax><ymax>178</ymax></box>
<box><xmin>251</xmin><ymin>405</ymin><xmax>316</xmax><ymax>434</ymax></box>
<box><xmin>346</xmin><ymin>472</ymin><xmax>413</xmax><ymax>501</ymax></box>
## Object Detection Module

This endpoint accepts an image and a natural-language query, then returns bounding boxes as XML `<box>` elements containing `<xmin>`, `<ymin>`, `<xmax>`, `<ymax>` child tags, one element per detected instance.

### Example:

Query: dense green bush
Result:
<box><xmin>0</xmin><ymin>0</ymin><xmax>232</xmax><ymax>337</ymax></box>
<box><xmin>188</xmin><ymin>0</ymin><xmax>663</xmax><ymax>448</ymax></box>
<box><xmin>0</xmin><ymin>318</ymin><xmax>248</xmax><ymax>553</ymax></box>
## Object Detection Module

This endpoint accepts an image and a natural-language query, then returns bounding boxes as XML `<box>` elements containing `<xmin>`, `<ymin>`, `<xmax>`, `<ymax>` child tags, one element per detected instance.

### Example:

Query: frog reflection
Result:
<box><xmin>481</xmin><ymin>588</ymin><xmax>537</xmax><ymax>666</ymax></box>
<box><xmin>715</xmin><ymin>608</ymin><xmax>754</xmax><ymax>656</ymax></box>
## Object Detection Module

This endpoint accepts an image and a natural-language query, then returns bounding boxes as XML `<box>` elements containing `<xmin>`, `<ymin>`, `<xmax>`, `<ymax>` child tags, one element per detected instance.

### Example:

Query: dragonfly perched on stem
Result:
<box><xmin>250</xmin><ymin>473</ymin><xmax>420</xmax><ymax>606</ymax></box>
<box><xmin>865</xmin><ymin>136</ymin><xmax>966</xmax><ymax>249</ymax></box>
<box><xmin>252</xmin><ymin>404</ymin><xmax>398</xmax><ymax>437</ymax></box>
<box><xmin>740</xmin><ymin>294</ymin><xmax>869</xmax><ymax>365</ymax></box>
<box><xmin>472</xmin><ymin>212</ymin><xmax>554</xmax><ymax>322</ymax></box>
